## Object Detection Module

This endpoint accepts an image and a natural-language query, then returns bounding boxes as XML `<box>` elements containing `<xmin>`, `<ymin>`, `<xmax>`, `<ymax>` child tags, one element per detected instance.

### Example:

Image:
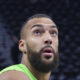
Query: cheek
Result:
<box><xmin>27</xmin><ymin>37</ymin><xmax>42</xmax><ymax>52</ymax></box>
<box><xmin>53</xmin><ymin>38</ymin><xmax>59</xmax><ymax>51</ymax></box>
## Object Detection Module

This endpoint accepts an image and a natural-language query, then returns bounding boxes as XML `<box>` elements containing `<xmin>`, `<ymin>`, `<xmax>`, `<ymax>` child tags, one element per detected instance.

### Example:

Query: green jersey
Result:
<box><xmin>0</xmin><ymin>64</ymin><xmax>37</xmax><ymax>80</ymax></box>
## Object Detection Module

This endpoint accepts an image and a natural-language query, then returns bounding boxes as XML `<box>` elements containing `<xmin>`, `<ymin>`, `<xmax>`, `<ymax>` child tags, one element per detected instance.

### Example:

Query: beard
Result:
<box><xmin>27</xmin><ymin>44</ymin><xmax>59</xmax><ymax>73</ymax></box>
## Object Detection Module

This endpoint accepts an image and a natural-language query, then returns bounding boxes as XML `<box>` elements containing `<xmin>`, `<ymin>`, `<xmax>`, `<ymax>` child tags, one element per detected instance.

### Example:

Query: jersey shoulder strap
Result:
<box><xmin>0</xmin><ymin>64</ymin><xmax>37</xmax><ymax>80</ymax></box>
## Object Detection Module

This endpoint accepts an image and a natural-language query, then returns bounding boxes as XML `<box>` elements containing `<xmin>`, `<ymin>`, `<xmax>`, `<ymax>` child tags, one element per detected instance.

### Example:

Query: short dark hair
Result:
<box><xmin>20</xmin><ymin>14</ymin><xmax>53</xmax><ymax>39</ymax></box>
<box><xmin>27</xmin><ymin>14</ymin><xmax>52</xmax><ymax>22</ymax></box>
<box><xmin>23</xmin><ymin>14</ymin><xmax>52</xmax><ymax>27</ymax></box>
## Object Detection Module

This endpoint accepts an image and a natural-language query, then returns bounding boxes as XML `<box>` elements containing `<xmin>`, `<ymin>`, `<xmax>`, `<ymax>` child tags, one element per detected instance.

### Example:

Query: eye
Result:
<box><xmin>50</xmin><ymin>31</ymin><xmax>57</xmax><ymax>36</ymax></box>
<box><xmin>34</xmin><ymin>30</ymin><xmax>41</xmax><ymax>36</ymax></box>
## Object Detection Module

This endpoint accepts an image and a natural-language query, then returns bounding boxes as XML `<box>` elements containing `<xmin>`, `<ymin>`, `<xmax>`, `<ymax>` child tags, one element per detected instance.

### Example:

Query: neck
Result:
<box><xmin>34</xmin><ymin>72</ymin><xmax>51</xmax><ymax>80</ymax></box>
<box><xmin>21</xmin><ymin>53</ymin><xmax>51</xmax><ymax>80</ymax></box>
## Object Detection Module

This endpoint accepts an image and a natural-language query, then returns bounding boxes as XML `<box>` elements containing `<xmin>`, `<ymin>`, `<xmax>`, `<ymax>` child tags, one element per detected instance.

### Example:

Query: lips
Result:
<box><xmin>43</xmin><ymin>48</ymin><xmax>53</xmax><ymax>53</ymax></box>
<box><xmin>42</xmin><ymin>48</ymin><xmax>53</xmax><ymax>57</ymax></box>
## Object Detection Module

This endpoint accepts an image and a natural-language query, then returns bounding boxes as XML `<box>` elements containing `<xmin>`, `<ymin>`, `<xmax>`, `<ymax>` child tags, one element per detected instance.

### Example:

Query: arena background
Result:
<box><xmin>0</xmin><ymin>0</ymin><xmax>80</xmax><ymax>80</ymax></box>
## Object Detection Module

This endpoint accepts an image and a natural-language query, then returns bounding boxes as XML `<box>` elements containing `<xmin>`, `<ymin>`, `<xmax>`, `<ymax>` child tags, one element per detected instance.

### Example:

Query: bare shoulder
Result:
<box><xmin>0</xmin><ymin>71</ymin><xmax>30</xmax><ymax>80</ymax></box>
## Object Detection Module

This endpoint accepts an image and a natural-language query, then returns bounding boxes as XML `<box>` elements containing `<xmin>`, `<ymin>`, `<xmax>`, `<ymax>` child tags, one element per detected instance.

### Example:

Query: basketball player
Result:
<box><xmin>0</xmin><ymin>14</ymin><xmax>59</xmax><ymax>80</ymax></box>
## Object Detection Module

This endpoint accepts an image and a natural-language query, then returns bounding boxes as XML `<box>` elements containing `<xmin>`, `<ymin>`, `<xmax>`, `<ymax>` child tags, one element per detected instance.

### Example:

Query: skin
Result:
<box><xmin>0</xmin><ymin>17</ymin><xmax>58</xmax><ymax>80</ymax></box>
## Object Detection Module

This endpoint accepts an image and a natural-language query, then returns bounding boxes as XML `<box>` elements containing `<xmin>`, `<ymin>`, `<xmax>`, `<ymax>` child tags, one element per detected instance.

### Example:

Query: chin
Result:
<box><xmin>41</xmin><ymin>57</ymin><xmax>54</xmax><ymax>66</ymax></box>
<box><xmin>41</xmin><ymin>54</ymin><xmax>54</xmax><ymax>62</ymax></box>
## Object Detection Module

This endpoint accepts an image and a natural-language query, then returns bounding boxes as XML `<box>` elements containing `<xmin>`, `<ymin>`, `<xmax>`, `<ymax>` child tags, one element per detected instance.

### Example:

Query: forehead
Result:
<box><xmin>25</xmin><ymin>18</ymin><xmax>56</xmax><ymax>29</ymax></box>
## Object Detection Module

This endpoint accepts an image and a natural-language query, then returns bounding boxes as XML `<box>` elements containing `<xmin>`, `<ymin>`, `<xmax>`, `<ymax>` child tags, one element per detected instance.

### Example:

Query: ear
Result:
<box><xmin>19</xmin><ymin>40</ymin><xmax>27</xmax><ymax>53</ymax></box>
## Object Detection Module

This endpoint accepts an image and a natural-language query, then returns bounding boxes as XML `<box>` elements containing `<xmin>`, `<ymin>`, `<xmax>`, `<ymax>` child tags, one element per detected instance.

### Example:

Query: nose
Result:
<box><xmin>44</xmin><ymin>32</ymin><xmax>52</xmax><ymax>45</ymax></box>
<box><xmin>44</xmin><ymin>39</ymin><xmax>52</xmax><ymax>45</ymax></box>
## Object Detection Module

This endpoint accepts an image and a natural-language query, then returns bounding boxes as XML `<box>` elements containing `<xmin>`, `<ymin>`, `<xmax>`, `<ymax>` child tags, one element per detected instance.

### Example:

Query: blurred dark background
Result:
<box><xmin>0</xmin><ymin>0</ymin><xmax>80</xmax><ymax>80</ymax></box>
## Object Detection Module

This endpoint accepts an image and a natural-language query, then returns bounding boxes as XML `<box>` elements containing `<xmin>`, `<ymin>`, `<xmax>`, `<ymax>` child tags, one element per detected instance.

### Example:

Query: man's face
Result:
<box><xmin>24</xmin><ymin>18</ymin><xmax>59</xmax><ymax>72</ymax></box>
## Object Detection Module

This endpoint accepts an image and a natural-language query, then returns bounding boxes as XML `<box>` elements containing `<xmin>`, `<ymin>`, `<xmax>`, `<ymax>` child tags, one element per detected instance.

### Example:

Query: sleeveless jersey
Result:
<box><xmin>0</xmin><ymin>64</ymin><xmax>37</xmax><ymax>80</ymax></box>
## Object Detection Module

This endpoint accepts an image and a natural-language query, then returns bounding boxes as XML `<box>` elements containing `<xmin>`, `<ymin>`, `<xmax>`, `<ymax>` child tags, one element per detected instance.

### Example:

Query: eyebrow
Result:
<box><xmin>31</xmin><ymin>24</ymin><xmax>43</xmax><ymax>29</ymax></box>
<box><xmin>50</xmin><ymin>26</ymin><xmax>57</xmax><ymax>28</ymax></box>
<box><xmin>31</xmin><ymin>24</ymin><xmax>57</xmax><ymax>29</ymax></box>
